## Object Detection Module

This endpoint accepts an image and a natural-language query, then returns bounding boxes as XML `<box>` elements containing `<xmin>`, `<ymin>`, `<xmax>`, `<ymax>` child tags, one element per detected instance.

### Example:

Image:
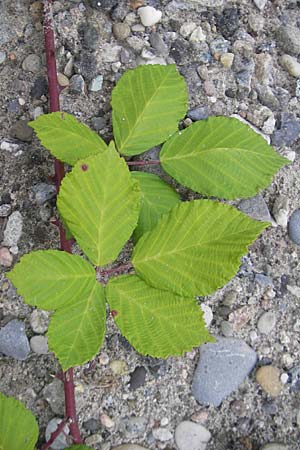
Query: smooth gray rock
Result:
<box><xmin>192</xmin><ymin>336</ymin><xmax>257</xmax><ymax>406</ymax></box>
<box><xmin>10</xmin><ymin>120</ymin><xmax>34</xmax><ymax>142</ymax></box>
<box><xmin>32</xmin><ymin>183</ymin><xmax>56</xmax><ymax>205</ymax></box>
<box><xmin>239</xmin><ymin>194</ymin><xmax>272</xmax><ymax>222</ymax></box>
<box><xmin>3</xmin><ymin>211</ymin><xmax>23</xmax><ymax>247</ymax></box>
<box><xmin>30</xmin><ymin>335</ymin><xmax>48</xmax><ymax>354</ymax></box>
<box><xmin>187</xmin><ymin>106</ymin><xmax>209</xmax><ymax>121</ymax></box>
<box><xmin>175</xmin><ymin>421</ymin><xmax>211</xmax><ymax>450</ymax></box>
<box><xmin>45</xmin><ymin>418</ymin><xmax>70</xmax><ymax>450</ymax></box>
<box><xmin>288</xmin><ymin>210</ymin><xmax>300</xmax><ymax>245</ymax></box>
<box><xmin>277</xmin><ymin>25</ymin><xmax>300</xmax><ymax>57</ymax></box>
<box><xmin>272</xmin><ymin>113</ymin><xmax>300</xmax><ymax>147</ymax></box>
<box><xmin>0</xmin><ymin>320</ymin><xmax>30</xmax><ymax>360</ymax></box>
<box><xmin>22</xmin><ymin>54</ymin><xmax>41</xmax><ymax>73</ymax></box>
<box><xmin>261</xmin><ymin>444</ymin><xmax>288</xmax><ymax>450</ymax></box>
<box><xmin>257</xmin><ymin>311</ymin><xmax>277</xmax><ymax>334</ymax></box>
<box><xmin>43</xmin><ymin>378</ymin><xmax>65</xmax><ymax>415</ymax></box>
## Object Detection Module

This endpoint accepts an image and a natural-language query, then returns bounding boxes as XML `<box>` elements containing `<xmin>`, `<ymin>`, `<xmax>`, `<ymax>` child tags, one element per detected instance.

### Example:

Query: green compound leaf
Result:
<box><xmin>106</xmin><ymin>275</ymin><xmax>214</xmax><ymax>358</ymax></box>
<box><xmin>160</xmin><ymin>117</ymin><xmax>289</xmax><ymax>200</ymax></box>
<box><xmin>7</xmin><ymin>250</ymin><xmax>95</xmax><ymax>310</ymax></box>
<box><xmin>0</xmin><ymin>392</ymin><xmax>38</xmax><ymax>450</ymax></box>
<box><xmin>29</xmin><ymin>112</ymin><xmax>107</xmax><ymax>165</ymax></box>
<box><xmin>131</xmin><ymin>171</ymin><xmax>180</xmax><ymax>241</ymax></box>
<box><xmin>112</xmin><ymin>65</ymin><xmax>188</xmax><ymax>156</ymax></box>
<box><xmin>132</xmin><ymin>200</ymin><xmax>268</xmax><ymax>297</ymax></box>
<box><xmin>48</xmin><ymin>282</ymin><xmax>106</xmax><ymax>371</ymax></box>
<box><xmin>57</xmin><ymin>148</ymin><xmax>141</xmax><ymax>266</ymax></box>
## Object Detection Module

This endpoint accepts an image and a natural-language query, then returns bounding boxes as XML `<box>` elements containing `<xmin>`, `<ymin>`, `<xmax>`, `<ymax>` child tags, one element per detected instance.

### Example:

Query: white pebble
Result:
<box><xmin>0</xmin><ymin>140</ymin><xmax>20</xmax><ymax>153</ymax></box>
<box><xmin>180</xmin><ymin>22</ymin><xmax>196</xmax><ymax>38</ymax></box>
<box><xmin>189</xmin><ymin>26</ymin><xmax>206</xmax><ymax>43</ymax></box>
<box><xmin>100</xmin><ymin>413</ymin><xmax>115</xmax><ymax>429</ymax></box>
<box><xmin>200</xmin><ymin>304</ymin><xmax>213</xmax><ymax>327</ymax></box>
<box><xmin>280</xmin><ymin>373</ymin><xmax>289</xmax><ymax>384</ymax></box>
<box><xmin>138</xmin><ymin>6</ymin><xmax>162</xmax><ymax>27</ymax></box>
<box><xmin>281</xmin><ymin>54</ymin><xmax>300</xmax><ymax>77</ymax></box>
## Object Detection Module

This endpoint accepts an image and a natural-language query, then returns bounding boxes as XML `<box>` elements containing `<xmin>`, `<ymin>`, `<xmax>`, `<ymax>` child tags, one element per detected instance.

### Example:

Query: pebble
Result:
<box><xmin>43</xmin><ymin>378</ymin><xmax>65</xmax><ymax>414</ymax></box>
<box><xmin>210</xmin><ymin>37</ymin><xmax>230</xmax><ymax>58</ymax></box>
<box><xmin>248</xmin><ymin>13</ymin><xmax>265</xmax><ymax>33</ymax></box>
<box><xmin>175</xmin><ymin>421</ymin><xmax>211</xmax><ymax>450</ymax></box>
<box><xmin>113</xmin><ymin>23</ymin><xmax>131</xmax><ymax>40</ymax></box>
<box><xmin>272</xmin><ymin>112</ymin><xmax>300</xmax><ymax>147</ymax></box>
<box><xmin>187</xmin><ymin>106</ymin><xmax>209</xmax><ymax>122</ymax></box>
<box><xmin>0</xmin><ymin>51</ymin><xmax>6</xmax><ymax>64</ymax></box>
<box><xmin>22</xmin><ymin>54</ymin><xmax>41</xmax><ymax>73</ymax></box>
<box><xmin>64</xmin><ymin>57</ymin><xmax>74</xmax><ymax>77</ymax></box>
<box><xmin>189</xmin><ymin>27</ymin><xmax>206</xmax><ymax>44</ymax></box>
<box><xmin>0</xmin><ymin>141</ymin><xmax>20</xmax><ymax>153</ymax></box>
<box><xmin>149</xmin><ymin>33</ymin><xmax>168</xmax><ymax>56</ymax></box>
<box><xmin>288</xmin><ymin>210</ymin><xmax>300</xmax><ymax>245</ymax></box>
<box><xmin>129</xmin><ymin>366</ymin><xmax>147</xmax><ymax>390</ymax></box>
<box><xmin>57</xmin><ymin>73</ymin><xmax>69</xmax><ymax>87</ymax></box>
<box><xmin>30</xmin><ymin>76</ymin><xmax>48</xmax><ymax>98</ymax></box>
<box><xmin>257</xmin><ymin>311</ymin><xmax>277</xmax><ymax>334</ymax></box>
<box><xmin>124</xmin><ymin>416</ymin><xmax>147</xmax><ymax>435</ymax></box>
<box><xmin>221</xmin><ymin>320</ymin><xmax>234</xmax><ymax>337</ymax></box>
<box><xmin>200</xmin><ymin>304</ymin><xmax>213</xmax><ymax>327</ymax></box>
<box><xmin>152</xmin><ymin>427</ymin><xmax>172</xmax><ymax>442</ymax></box>
<box><xmin>30</xmin><ymin>335</ymin><xmax>48</xmax><ymax>354</ymax></box>
<box><xmin>3</xmin><ymin>211</ymin><xmax>23</xmax><ymax>247</ymax></box>
<box><xmin>30</xmin><ymin>309</ymin><xmax>50</xmax><ymax>334</ymax></box>
<box><xmin>0</xmin><ymin>204</ymin><xmax>11</xmax><ymax>217</ymax></box>
<box><xmin>83</xmin><ymin>418</ymin><xmax>101</xmax><ymax>432</ymax></box>
<box><xmin>277</xmin><ymin>25</ymin><xmax>300</xmax><ymax>57</ymax></box>
<box><xmin>255</xmin><ymin>273</ymin><xmax>273</xmax><ymax>287</ymax></box>
<box><xmin>70</xmin><ymin>74</ymin><xmax>85</xmax><ymax>94</ymax></box>
<box><xmin>89</xmin><ymin>75</ymin><xmax>104</xmax><ymax>92</ymax></box>
<box><xmin>192</xmin><ymin>337</ymin><xmax>257</xmax><ymax>406</ymax></box>
<box><xmin>131</xmin><ymin>24</ymin><xmax>145</xmax><ymax>32</ymax></box>
<box><xmin>83</xmin><ymin>25</ymin><xmax>99</xmax><ymax>50</ymax></box>
<box><xmin>0</xmin><ymin>247</ymin><xmax>13</xmax><ymax>267</ymax></box>
<box><xmin>256</xmin><ymin>366</ymin><xmax>283</xmax><ymax>396</ymax></box>
<box><xmin>138</xmin><ymin>6</ymin><xmax>162</xmax><ymax>27</ymax></box>
<box><xmin>10</xmin><ymin>120</ymin><xmax>34</xmax><ymax>142</ymax></box>
<box><xmin>272</xmin><ymin>196</ymin><xmax>289</xmax><ymax>228</ymax></box>
<box><xmin>45</xmin><ymin>418</ymin><xmax>69</xmax><ymax>450</ymax></box>
<box><xmin>253</xmin><ymin>0</ymin><xmax>267</xmax><ymax>10</ymax></box>
<box><xmin>85</xmin><ymin>434</ymin><xmax>102</xmax><ymax>446</ymax></box>
<box><xmin>287</xmin><ymin>285</ymin><xmax>300</xmax><ymax>299</ymax></box>
<box><xmin>220</xmin><ymin>52</ymin><xmax>234</xmax><ymax>68</ymax></box>
<box><xmin>113</xmin><ymin>446</ymin><xmax>148</xmax><ymax>450</ymax></box>
<box><xmin>280</xmin><ymin>54</ymin><xmax>300</xmax><ymax>78</ymax></box>
<box><xmin>261</xmin><ymin>444</ymin><xmax>288</xmax><ymax>450</ymax></box>
<box><xmin>239</xmin><ymin>194</ymin><xmax>273</xmax><ymax>223</ymax></box>
<box><xmin>217</xmin><ymin>7</ymin><xmax>239</xmax><ymax>39</ymax></box>
<box><xmin>33</xmin><ymin>106</ymin><xmax>44</xmax><ymax>120</ymax></box>
<box><xmin>110</xmin><ymin>359</ymin><xmax>128</xmax><ymax>375</ymax></box>
<box><xmin>0</xmin><ymin>319</ymin><xmax>30</xmax><ymax>360</ymax></box>
<box><xmin>100</xmin><ymin>413</ymin><xmax>115</xmax><ymax>428</ymax></box>
<box><xmin>280</xmin><ymin>372</ymin><xmax>289</xmax><ymax>384</ymax></box>
<box><xmin>32</xmin><ymin>183</ymin><xmax>56</xmax><ymax>205</ymax></box>
<box><xmin>180</xmin><ymin>22</ymin><xmax>197</xmax><ymax>38</ymax></box>
<box><xmin>91</xmin><ymin>116</ymin><xmax>106</xmax><ymax>132</ymax></box>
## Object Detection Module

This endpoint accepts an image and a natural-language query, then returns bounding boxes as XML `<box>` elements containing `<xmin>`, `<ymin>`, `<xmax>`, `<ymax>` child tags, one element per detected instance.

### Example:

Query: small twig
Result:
<box><xmin>127</xmin><ymin>159</ymin><xmax>160</xmax><ymax>166</ymax></box>
<box><xmin>41</xmin><ymin>418</ymin><xmax>69</xmax><ymax>450</ymax></box>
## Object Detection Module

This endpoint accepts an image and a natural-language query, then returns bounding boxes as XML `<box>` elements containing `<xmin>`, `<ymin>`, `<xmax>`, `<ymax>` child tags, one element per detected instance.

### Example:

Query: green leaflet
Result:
<box><xmin>7</xmin><ymin>250</ymin><xmax>95</xmax><ymax>310</ymax></box>
<box><xmin>106</xmin><ymin>275</ymin><xmax>214</xmax><ymax>357</ymax></box>
<box><xmin>48</xmin><ymin>282</ymin><xmax>106</xmax><ymax>371</ymax></box>
<box><xmin>160</xmin><ymin>117</ymin><xmax>289</xmax><ymax>200</ymax></box>
<box><xmin>0</xmin><ymin>392</ymin><xmax>38</xmax><ymax>450</ymax></box>
<box><xmin>132</xmin><ymin>200</ymin><xmax>268</xmax><ymax>297</ymax></box>
<box><xmin>57</xmin><ymin>148</ymin><xmax>141</xmax><ymax>266</ymax></box>
<box><xmin>112</xmin><ymin>64</ymin><xmax>188</xmax><ymax>156</ymax></box>
<box><xmin>131</xmin><ymin>171</ymin><xmax>181</xmax><ymax>241</ymax></box>
<box><xmin>8</xmin><ymin>250</ymin><xmax>106</xmax><ymax>370</ymax></box>
<box><xmin>29</xmin><ymin>112</ymin><xmax>107</xmax><ymax>165</ymax></box>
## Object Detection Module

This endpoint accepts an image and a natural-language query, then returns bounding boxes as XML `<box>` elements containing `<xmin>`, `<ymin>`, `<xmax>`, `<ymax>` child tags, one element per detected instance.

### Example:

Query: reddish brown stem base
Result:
<box><xmin>127</xmin><ymin>159</ymin><xmax>160</xmax><ymax>166</ymax></box>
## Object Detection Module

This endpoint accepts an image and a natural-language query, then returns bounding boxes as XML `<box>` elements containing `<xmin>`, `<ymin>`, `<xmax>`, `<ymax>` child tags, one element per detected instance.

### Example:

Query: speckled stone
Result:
<box><xmin>256</xmin><ymin>366</ymin><xmax>283</xmax><ymax>397</ymax></box>
<box><xmin>0</xmin><ymin>320</ymin><xmax>30</xmax><ymax>360</ymax></box>
<box><xmin>175</xmin><ymin>421</ymin><xmax>211</xmax><ymax>450</ymax></box>
<box><xmin>257</xmin><ymin>311</ymin><xmax>277</xmax><ymax>334</ymax></box>
<box><xmin>288</xmin><ymin>210</ymin><xmax>300</xmax><ymax>245</ymax></box>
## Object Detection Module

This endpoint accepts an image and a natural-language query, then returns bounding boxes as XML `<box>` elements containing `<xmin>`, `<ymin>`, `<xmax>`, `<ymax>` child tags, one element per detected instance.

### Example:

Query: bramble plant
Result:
<box><xmin>3</xmin><ymin>64</ymin><xmax>288</xmax><ymax>449</ymax></box>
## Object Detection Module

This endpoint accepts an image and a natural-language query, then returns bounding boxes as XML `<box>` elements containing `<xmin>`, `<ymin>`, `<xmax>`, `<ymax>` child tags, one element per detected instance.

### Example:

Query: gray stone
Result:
<box><xmin>30</xmin><ymin>335</ymin><xmax>48</xmax><ymax>354</ymax></box>
<box><xmin>91</xmin><ymin>116</ymin><xmax>106</xmax><ymax>131</ymax></box>
<box><xmin>260</xmin><ymin>444</ymin><xmax>288</xmax><ymax>450</ymax></box>
<box><xmin>113</xmin><ymin>23</ymin><xmax>131</xmax><ymax>40</ymax></box>
<box><xmin>0</xmin><ymin>51</ymin><xmax>6</xmax><ymax>64</ymax></box>
<box><xmin>124</xmin><ymin>416</ymin><xmax>148</xmax><ymax>435</ymax></box>
<box><xmin>217</xmin><ymin>8</ymin><xmax>239</xmax><ymax>39</ymax></box>
<box><xmin>187</xmin><ymin>0</ymin><xmax>224</xmax><ymax>5</ymax></box>
<box><xmin>192</xmin><ymin>336</ymin><xmax>257</xmax><ymax>406</ymax></box>
<box><xmin>281</xmin><ymin>54</ymin><xmax>300</xmax><ymax>78</ymax></box>
<box><xmin>30</xmin><ymin>76</ymin><xmax>48</xmax><ymax>99</ymax></box>
<box><xmin>70</xmin><ymin>74</ymin><xmax>85</xmax><ymax>94</ymax></box>
<box><xmin>83</xmin><ymin>418</ymin><xmax>101</xmax><ymax>432</ymax></box>
<box><xmin>89</xmin><ymin>75</ymin><xmax>104</xmax><ymax>92</ymax></box>
<box><xmin>0</xmin><ymin>320</ymin><xmax>30</xmax><ymax>360</ymax></box>
<box><xmin>253</xmin><ymin>0</ymin><xmax>267</xmax><ymax>10</ymax></box>
<box><xmin>0</xmin><ymin>140</ymin><xmax>20</xmax><ymax>153</ymax></box>
<box><xmin>257</xmin><ymin>311</ymin><xmax>277</xmax><ymax>334</ymax></box>
<box><xmin>129</xmin><ymin>366</ymin><xmax>147</xmax><ymax>390</ymax></box>
<box><xmin>30</xmin><ymin>309</ymin><xmax>50</xmax><ymax>334</ymax></box>
<box><xmin>277</xmin><ymin>25</ymin><xmax>300</xmax><ymax>57</ymax></box>
<box><xmin>150</xmin><ymin>33</ymin><xmax>169</xmax><ymax>56</ymax></box>
<box><xmin>152</xmin><ymin>427</ymin><xmax>172</xmax><ymax>442</ymax></box>
<box><xmin>272</xmin><ymin>113</ymin><xmax>300</xmax><ymax>147</ymax></box>
<box><xmin>43</xmin><ymin>378</ymin><xmax>65</xmax><ymax>415</ymax></box>
<box><xmin>10</xmin><ymin>121</ymin><xmax>34</xmax><ymax>142</ymax></box>
<box><xmin>45</xmin><ymin>418</ymin><xmax>70</xmax><ymax>450</ymax></box>
<box><xmin>239</xmin><ymin>194</ymin><xmax>272</xmax><ymax>223</ymax></box>
<box><xmin>288</xmin><ymin>210</ymin><xmax>300</xmax><ymax>245</ymax></box>
<box><xmin>187</xmin><ymin>106</ymin><xmax>209</xmax><ymax>121</ymax></box>
<box><xmin>255</xmin><ymin>273</ymin><xmax>273</xmax><ymax>287</ymax></box>
<box><xmin>175</xmin><ymin>421</ymin><xmax>211</xmax><ymax>450</ymax></box>
<box><xmin>221</xmin><ymin>320</ymin><xmax>234</xmax><ymax>337</ymax></box>
<box><xmin>89</xmin><ymin>0</ymin><xmax>118</xmax><ymax>10</ymax></box>
<box><xmin>3</xmin><ymin>211</ymin><xmax>23</xmax><ymax>247</ymax></box>
<box><xmin>22</xmin><ymin>54</ymin><xmax>41</xmax><ymax>73</ymax></box>
<box><xmin>0</xmin><ymin>204</ymin><xmax>11</xmax><ymax>217</ymax></box>
<box><xmin>210</xmin><ymin>37</ymin><xmax>230</xmax><ymax>57</ymax></box>
<box><xmin>32</xmin><ymin>183</ymin><xmax>56</xmax><ymax>205</ymax></box>
<box><xmin>83</xmin><ymin>25</ymin><xmax>99</xmax><ymax>50</ymax></box>
<box><xmin>113</xmin><ymin>446</ymin><xmax>149</xmax><ymax>450</ymax></box>
<box><xmin>7</xmin><ymin>99</ymin><xmax>20</xmax><ymax>114</ymax></box>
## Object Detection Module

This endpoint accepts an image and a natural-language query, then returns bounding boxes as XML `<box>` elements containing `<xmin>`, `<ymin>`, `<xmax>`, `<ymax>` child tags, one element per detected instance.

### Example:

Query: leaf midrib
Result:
<box><xmin>161</xmin><ymin>146</ymin><xmax>274</xmax><ymax>162</ymax></box>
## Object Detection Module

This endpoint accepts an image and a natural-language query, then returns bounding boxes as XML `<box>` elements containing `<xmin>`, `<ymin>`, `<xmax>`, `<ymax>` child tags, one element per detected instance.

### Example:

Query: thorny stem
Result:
<box><xmin>127</xmin><ymin>159</ymin><xmax>160</xmax><ymax>166</ymax></box>
<box><xmin>43</xmin><ymin>0</ymin><xmax>81</xmax><ymax>445</ymax></box>
<box><xmin>41</xmin><ymin>418</ymin><xmax>69</xmax><ymax>450</ymax></box>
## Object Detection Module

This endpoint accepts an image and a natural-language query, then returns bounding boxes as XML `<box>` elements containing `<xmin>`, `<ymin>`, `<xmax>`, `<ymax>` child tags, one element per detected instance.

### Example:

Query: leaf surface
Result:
<box><xmin>7</xmin><ymin>250</ymin><xmax>95</xmax><ymax>310</ymax></box>
<box><xmin>29</xmin><ymin>112</ymin><xmax>107</xmax><ymax>165</ymax></box>
<box><xmin>57</xmin><ymin>148</ymin><xmax>141</xmax><ymax>266</ymax></box>
<box><xmin>48</xmin><ymin>282</ymin><xmax>106</xmax><ymax>371</ymax></box>
<box><xmin>112</xmin><ymin>65</ymin><xmax>187</xmax><ymax>155</ymax></box>
<box><xmin>132</xmin><ymin>200</ymin><xmax>268</xmax><ymax>296</ymax></box>
<box><xmin>160</xmin><ymin>117</ymin><xmax>288</xmax><ymax>199</ymax></box>
<box><xmin>106</xmin><ymin>275</ymin><xmax>214</xmax><ymax>357</ymax></box>
<box><xmin>131</xmin><ymin>171</ymin><xmax>180</xmax><ymax>241</ymax></box>
<box><xmin>0</xmin><ymin>392</ymin><xmax>38</xmax><ymax>450</ymax></box>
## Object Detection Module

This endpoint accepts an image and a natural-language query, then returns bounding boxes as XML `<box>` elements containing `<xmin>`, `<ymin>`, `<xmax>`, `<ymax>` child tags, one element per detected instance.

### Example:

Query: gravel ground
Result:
<box><xmin>1</xmin><ymin>1</ymin><xmax>300</xmax><ymax>450</ymax></box>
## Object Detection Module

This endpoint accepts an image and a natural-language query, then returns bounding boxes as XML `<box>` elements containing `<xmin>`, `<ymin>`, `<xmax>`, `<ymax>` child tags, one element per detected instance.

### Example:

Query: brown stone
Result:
<box><xmin>256</xmin><ymin>366</ymin><xmax>282</xmax><ymax>396</ymax></box>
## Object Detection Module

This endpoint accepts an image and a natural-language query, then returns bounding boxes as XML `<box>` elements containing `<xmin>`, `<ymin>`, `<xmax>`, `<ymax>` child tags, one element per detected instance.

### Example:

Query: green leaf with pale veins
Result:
<box><xmin>132</xmin><ymin>200</ymin><xmax>268</xmax><ymax>297</ymax></box>
<box><xmin>57</xmin><ymin>148</ymin><xmax>141</xmax><ymax>266</ymax></box>
<box><xmin>0</xmin><ymin>392</ymin><xmax>38</xmax><ymax>450</ymax></box>
<box><xmin>29</xmin><ymin>112</ymin><xmax>107</xmax><ymax>165</ymax></box>
<box><xmin>48</xmin><ymin>282</ymin><xmax>106</xmax><ymax>371</ymax></box>
<box><xmin>106</xmin><ymin>275</ymin><xmax>214</xmax><ymax>358</ymax></box>
<box><xmin>160</xmin><ymin>117</ymin><xmax>289</xmax><ymax>200</ymax></box>
<box><xmin>112</xmin><ymin>64</ymin><xmax>188</xmax><ymax>156</ymax></box>
<box><xmin>7</xmin><ymin>250</ymin><xmax>96</xmax><ymax>310</ymax></box>
<box><xmin>131</xmin><ymin>171</ymin><xmax>181</xmax><ymax>241</ymax></box>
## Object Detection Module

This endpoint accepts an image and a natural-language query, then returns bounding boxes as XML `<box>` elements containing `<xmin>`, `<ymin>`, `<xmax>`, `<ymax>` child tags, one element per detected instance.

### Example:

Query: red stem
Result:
<box><xmin>127</xmin><ymin>159</ymin><xmax>160</xmax><ymax>166</ymax></box>
<box><xmin>43</xmin><ymin>0</ymin><xmax>81</xmax><ymax>444</ymax></box>
<box><xmin>41</xmin><ymin>418</ymin><xmax>69</xmax><ymax>450</ymax></box>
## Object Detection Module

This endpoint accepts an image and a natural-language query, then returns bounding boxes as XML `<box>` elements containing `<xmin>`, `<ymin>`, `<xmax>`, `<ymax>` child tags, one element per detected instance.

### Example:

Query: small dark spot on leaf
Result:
<box><xmin>81</xmin><ymin>164</ymin><xmax>88</xmax><ymax>171</ymax></box>
<box><xmin>111</xmin><ymin>310</ymin><xmax>118</xmax><ymax>317</ymax></box>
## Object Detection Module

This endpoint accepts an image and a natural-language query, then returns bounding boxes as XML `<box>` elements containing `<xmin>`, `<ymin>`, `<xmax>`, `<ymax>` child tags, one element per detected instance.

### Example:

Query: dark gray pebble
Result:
<box><xmin>31</xmin><ymin>76</ymin><xmax>48</xmax><ymax>99</ymax></box>
<box><xmin>10</xmin><ymin>120</ymin><xmax>33</xmax><ymax>142</ymax></box>
<box><xmin>129</xmin><ymin>366</ymin><xmax>147</xmax><ymax>391</ymax></box>
<box><xmin>272</xmin><ymin>113</ymin><xmax>300</xmax><ymax>147</ymax></box>
<box><xmin>0</xmin><ymin>319</ymin><xmax>30</xmax><ymax>360</ymax></box>
<box><xmin>187</xmin><ymin>106</ymin><xmax>209</xmax><ymax>121</ymax></box>
<box><xmin>239</xmin><ymin>194</ymin><xmax>273</xmax><ymax>223</ymax></box>
<box><xmin>83</xmin><ymin>418</ymin><xmax>101</xmax><ymax>432</ymax></box>
<box><xmin>288</xmin><ymin>210</ymin><xmax>300</xmax><ymax>245</ymax></box>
